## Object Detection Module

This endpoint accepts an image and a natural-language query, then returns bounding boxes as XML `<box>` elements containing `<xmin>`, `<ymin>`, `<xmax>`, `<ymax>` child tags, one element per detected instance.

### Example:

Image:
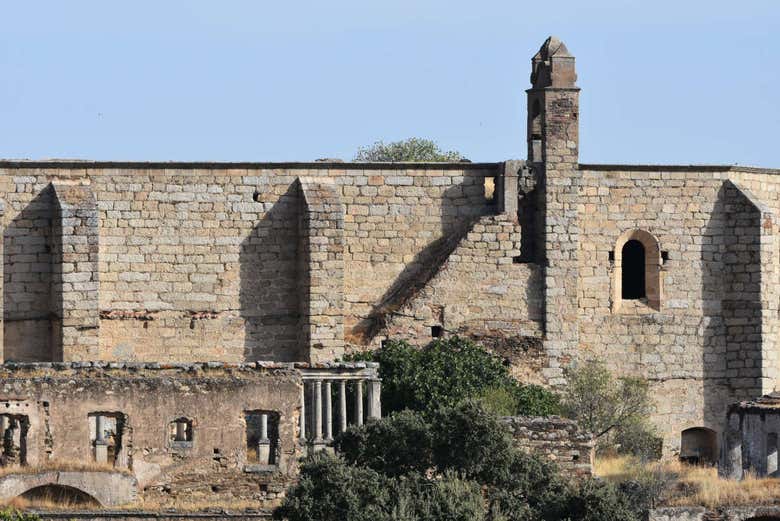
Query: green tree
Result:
<box><xmin>354</xmin><ymin>138</ymin><xmax>467</xmax><ymax>162</ymax></box>
<box><xmin>347</xmin><ymin>337</ymin><xmax>561</xmax><ymax>417</ymax></box>
<box><xmin>561</xmin><ymin>361</ymin><xmax>660</xmax><ymax>457</ymax></box>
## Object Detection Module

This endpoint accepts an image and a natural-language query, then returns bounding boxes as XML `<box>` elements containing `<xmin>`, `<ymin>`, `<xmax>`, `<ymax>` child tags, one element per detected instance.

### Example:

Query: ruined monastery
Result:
<box><xmin>0</xmin><ymin>36</ymin><xmax>776</xmax><ymax>506</ymax></box>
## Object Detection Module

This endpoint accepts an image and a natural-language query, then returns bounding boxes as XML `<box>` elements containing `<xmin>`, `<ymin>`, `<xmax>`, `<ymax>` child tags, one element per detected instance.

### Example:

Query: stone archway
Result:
<box><xmin>0</xmin><ymin>470</ymin><xmax>137</xmax><ymax>507</ymax></box>
<box><xmin>19</xmin><ymin>484</ymin><xmax>100</xmax><ymax>507</ymax></box>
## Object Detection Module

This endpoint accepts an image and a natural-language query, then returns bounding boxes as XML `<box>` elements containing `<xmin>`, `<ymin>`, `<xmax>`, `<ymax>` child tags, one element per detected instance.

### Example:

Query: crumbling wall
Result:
<box><xmin>502</xmin><ymin>416</ymin><xmax>593</xmax><ymax>478</ymax></box>
<box><xmin>0</xmin><ymin>363</ymin><xmax>302</xmax><ymax>508</ymax></box>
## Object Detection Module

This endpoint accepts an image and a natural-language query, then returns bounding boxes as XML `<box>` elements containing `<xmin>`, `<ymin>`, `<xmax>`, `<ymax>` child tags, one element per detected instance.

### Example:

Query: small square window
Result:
<box><xmin>431</xmin><ymin>325</ymin><xmax>443</xmax><ymax>338</ymax></box>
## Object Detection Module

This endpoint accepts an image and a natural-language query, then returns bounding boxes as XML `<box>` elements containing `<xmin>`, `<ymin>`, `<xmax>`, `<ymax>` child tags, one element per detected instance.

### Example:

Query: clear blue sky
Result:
<box><xmin>0</xmin><ymin>1</ymin><xmax>778</xmax><ymax>166</ymax></box>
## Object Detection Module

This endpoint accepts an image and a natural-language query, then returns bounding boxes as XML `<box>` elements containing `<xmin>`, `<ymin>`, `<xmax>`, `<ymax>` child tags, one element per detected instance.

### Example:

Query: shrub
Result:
<box><xmin>273</xmin><ymin>452</ymin><xmax>393</xmax><ymax>521</ymax></box>
<box><xmin>333</xmin><ymin>409</ymin><xmax>433</xmax><ymax>478</ymax></box>
<box><xmin>275</xmin><ymin>452</ymin><xmax>487</xmax><ymax>521</ymax></box>
<box><xmin>396</xmin><ymin>472</ymin><xmax>487</xmax><ymax>521</ymax></box>
<box><xmin>348</xmin><ymin>337</ymin><xmax>561</xmax><ymax>417</ymax></box>
<box><xmin>547</xmin><ymin>479</ymin><xmax>642</xmax><ymax>521</ymax></box>
<box><xmin>614</xmin><ymin>418</ymin><xmax>663</xmax><ymax>461</ymax></box>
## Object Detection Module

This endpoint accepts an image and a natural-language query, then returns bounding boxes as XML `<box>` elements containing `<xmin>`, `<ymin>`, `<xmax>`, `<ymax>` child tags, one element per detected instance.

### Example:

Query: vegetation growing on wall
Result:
<box><xmin>347</xmin><ymin>337</ymin><xmax>561</xmax><ymax>417</ymax></box>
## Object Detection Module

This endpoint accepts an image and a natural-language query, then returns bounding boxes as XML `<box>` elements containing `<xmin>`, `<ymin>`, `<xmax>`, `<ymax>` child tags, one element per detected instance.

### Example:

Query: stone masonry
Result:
<box><xmin>502</xmin><ymin>416</ymin><xmax>593</xmax><ymax>478</ymax></box>
<box><xmin>0</xmin><ymin>36</ymin><xmax>779</xmax><ymax>500</ymax></box>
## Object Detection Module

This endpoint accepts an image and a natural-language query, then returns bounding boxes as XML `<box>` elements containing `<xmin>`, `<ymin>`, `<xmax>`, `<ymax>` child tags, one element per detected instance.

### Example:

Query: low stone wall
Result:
<box><xmin>650</xmin><ymin>506</ymin><xmax>780</xmax><ymax>520</ymax></box>
<box><xmin>502</xmin><ymin>416</ymin><xmax>593</xmax><ymax>478</ymax></box>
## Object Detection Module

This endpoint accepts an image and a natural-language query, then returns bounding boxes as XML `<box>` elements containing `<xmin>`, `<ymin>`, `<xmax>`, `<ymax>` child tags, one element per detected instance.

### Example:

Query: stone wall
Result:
<box><xmin>0</xmin><ymin>163</ymin><xmax>510</xmax><ymax>364</ymax></box>
<box><xmin>575</xmin><ymin>166</ymin><xmax>777</xmax><ymax>455</ymax></box>
<box><xmin>502</xmin><ymin>416</ymin><xmax>593</xmax><ymax>478</ymax></box>
<box><xmin>0</xmin><ymin>363</ymin><xmax>303</xmax><ymax>508</ymax></box>
<box><xmin>650</xmin><ymin>505</ymin><xmax>780</xmax><ymax>520</ymax></box>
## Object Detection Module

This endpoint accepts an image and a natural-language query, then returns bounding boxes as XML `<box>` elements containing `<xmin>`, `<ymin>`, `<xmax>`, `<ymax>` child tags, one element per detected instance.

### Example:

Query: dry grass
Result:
<box><xmin>136</xmin><ymin>496</ymin><xmax>273</xmax><ymax>512</ymax></box>
<box><xmin>595</xmin><ymin>455</ymin><xmax>780</xmax><ymax>508</ymax></box>
<box><xmin>0</xmin><ymin>461</ymin><xmax>127</xmax><ymax>478</ymax></box>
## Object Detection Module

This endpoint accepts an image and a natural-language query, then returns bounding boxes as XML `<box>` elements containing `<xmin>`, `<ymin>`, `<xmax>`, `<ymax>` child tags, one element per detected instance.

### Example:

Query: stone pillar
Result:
<box><xmin>527</xmin><ymin>37</ymin><xmax>580</xmax><ymax>386</ymax></box>
<box><xmin>339</xmin><ymin>380</ymin><xmax>348</xmax><ymax>433</ymax></box>
<box><xmin>94</xmin><ymin>415</ymin><xmax>108</xmax><ymax>464</ymax></box>
<box><xmin>313</xmin><ymin>380</ymin><xmax>323</xmax><ymax>441</ymax></box>
<box><xmin>175</xmin><ymin>421</ymin><xmax>187</xmax><ymax>442</ymax></box>
<box><xmin>257</xmin><ymin>413</ymin><xmax>271</xmax><ymax>465</ymax></box>
<box><xmin>498</xmin><ymin>160</ymin><xmax>521</xmax><ymax>218</ymax></box>
<box><xmin>324</xmin><ymin>381</ymin><xmax>333</xmax><ymax>440</ymax></box>
<box><xmin>299</xmin><ymin>383</ymin><xmax>307</xmax><ymax>442</ymax></box>
<box><xmin>354</xmin><ymin>380</ymin><xmax>364</xmax><ymax>427</ymax></box>
<box><xmin>52</xmin><ymin>184</ymin><xmax>100</xmax><ymax>361</ymax></box>
<box><xmin>367</xmin><ymin>380</ymin><xmax>382</xmax><ymax>420</ymax></box>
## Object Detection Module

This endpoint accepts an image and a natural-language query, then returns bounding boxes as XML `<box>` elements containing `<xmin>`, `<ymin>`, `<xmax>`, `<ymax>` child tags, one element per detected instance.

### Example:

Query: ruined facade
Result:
<box><xmin>0</xmin><ymin>35</ymin><xmax>777</xmax><ymax>504</ymax></box>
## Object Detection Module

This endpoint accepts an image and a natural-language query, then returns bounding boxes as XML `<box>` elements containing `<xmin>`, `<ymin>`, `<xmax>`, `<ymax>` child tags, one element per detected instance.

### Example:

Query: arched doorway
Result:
<box><xmin>680</xmin><ymin>427</ymin><xmax>718</xmax><ymax>465</ymax></box>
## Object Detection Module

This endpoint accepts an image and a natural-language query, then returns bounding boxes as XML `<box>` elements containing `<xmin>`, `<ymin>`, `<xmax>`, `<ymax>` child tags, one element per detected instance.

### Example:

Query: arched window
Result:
<box><xmin>621</xmin><ymin>240</ymin><xmax>646</xmax><ymax>299</ymax></box>
<box><xmin>613</xmin><ymin>230</ymin><xmax>662</xmax><ymax>312</ymax></box>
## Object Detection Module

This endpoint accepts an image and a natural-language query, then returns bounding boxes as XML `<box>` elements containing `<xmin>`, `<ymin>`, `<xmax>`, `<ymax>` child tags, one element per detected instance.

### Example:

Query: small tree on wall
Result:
<box><xmin>354</xmin><ymin>138</ymin><xmax>467</xmax><ymax>162</ymax></box>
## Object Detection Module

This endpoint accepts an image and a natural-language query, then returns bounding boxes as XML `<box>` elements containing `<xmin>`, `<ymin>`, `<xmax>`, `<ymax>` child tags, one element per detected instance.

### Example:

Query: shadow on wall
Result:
<box><xmin>701</xmin><ymin>182</ymin><xmax>763</xmax><ymax>438</ymax></box>
<box><xmin>3</xmin><ymin>185</ymin><xmax>59</xmax><ymax>362</ymax></box>
<box><xmin>351</xmin><ymin>172</ymin><xmax>495</xmax><ymax>345</ymax></box>
<box><xmin>239</xmin><ymin>183</ymin><xmax>303</xmax><ymax>362</ymax></box>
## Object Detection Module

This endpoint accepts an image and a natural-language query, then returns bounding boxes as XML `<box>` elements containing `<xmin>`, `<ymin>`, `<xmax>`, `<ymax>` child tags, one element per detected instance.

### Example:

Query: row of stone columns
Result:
<box><xmin>299</xmin><ymin>379</ymin><xmax>381</xmax><ymax>443</ymax></box>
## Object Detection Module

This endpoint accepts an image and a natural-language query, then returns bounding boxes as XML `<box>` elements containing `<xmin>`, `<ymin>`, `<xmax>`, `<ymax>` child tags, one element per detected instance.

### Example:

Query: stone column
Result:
<box><xmin>94</xmin><ymin>415</ymin><xmax>108</xmax><ymax>464</ymax></box>
<box><xmin>720</xmin><ymin>426</ymin><xmax>743</xmax><ymax>480</ymax></box>
<box><xmin>175</xmin><ymin>421</ymin><xmax>187</xmax><ymax>442</ymax></box>
<box><xmin>367</xmin><ymin>380</ymin><xmax>382</xmax><ymax>420</ymax></box>
<box><xmin>257</xmin><ymin>413</ymin><xmax>271</xmax><ymax>465</ymax></box>
<box><xmin>354</xmin><ymin>380</ymin><xmax>364</xmax><ymax>427</ymax></box>
<box><xmin>299</xmin><ymin>383</ymin><xmax>307</xmax><ymax>442</ymax></box>
<box><xmin>339</xmin><ymin>380</ymin><xmax>347</xmax><ymax>433</ymax></box>
<box><xmin>314</xmin><ymin>380</ymin><xmax>323</xmax><ymax>441</ymax></box>
<box><xmin>324</xmin><ymin>381</ymin><xmax>333</xmax><ymax>441</ymax></box>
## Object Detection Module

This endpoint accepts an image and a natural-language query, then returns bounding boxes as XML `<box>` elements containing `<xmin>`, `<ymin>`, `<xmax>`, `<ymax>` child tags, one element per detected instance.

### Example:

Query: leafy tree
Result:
<box><xmin>348</xmin><ymin>337</ymin><xmax>561</xmax><ymax>417</ymax></box>
<box><xmin>561</xmin><ymin>360</ymin><xmax>660</xmax><ymax>457</ymax></box>
<box><xmin>354</xmin><ymin>138</ymin><xmax>467</xmax><ymax>162</ymax></box>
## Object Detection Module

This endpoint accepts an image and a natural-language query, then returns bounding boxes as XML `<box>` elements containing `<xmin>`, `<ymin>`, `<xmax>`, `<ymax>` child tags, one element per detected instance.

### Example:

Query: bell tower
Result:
<box><xmin>527</xmin><ymin>37</ymin><xmax>580</xmax><ymax>385</ymax></box>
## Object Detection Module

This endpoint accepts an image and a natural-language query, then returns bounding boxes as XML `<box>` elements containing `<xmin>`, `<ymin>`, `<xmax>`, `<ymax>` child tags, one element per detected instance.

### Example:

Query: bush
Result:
<box><xmin>348</xmin><ymin>337</ymin><xmax>561</xmax><ymax>417</ymax></box>
<box><xmin>614</xmin><ymin>418</ymin><xmax>663</xmax><ymax>461</ymax></box>
<box><xmin>334</xmin><ymin>409</ymin><xmax>433</xmax><ymax>478</ymax></box>
<box><xmin>275</xmin><ymin>452</ymin><xmax>487</xmax><ymax>521</ymax></box>
<box><xmin>273</xmin><ymin>452</ymin><xmax>393</xmax><ymax>521</ymax></box>
<box><xmin>547</xmin><ymin>479</ymin><xmax>642</xmax><ymax>521</ymax></box>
